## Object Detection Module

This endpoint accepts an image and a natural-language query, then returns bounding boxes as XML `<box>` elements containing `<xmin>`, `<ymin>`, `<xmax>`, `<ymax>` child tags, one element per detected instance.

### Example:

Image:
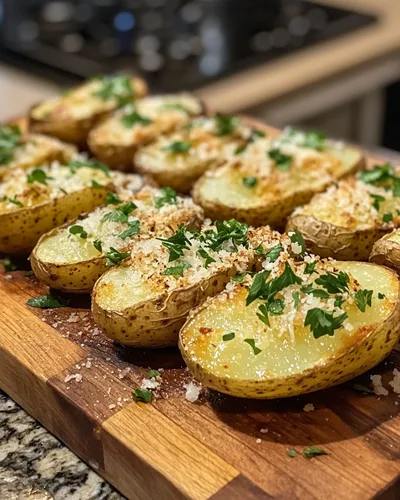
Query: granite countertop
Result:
<box><xmin>0</xmin><ymin>391</ymin><xmax>122</xmax><ymax>500</ymax></box>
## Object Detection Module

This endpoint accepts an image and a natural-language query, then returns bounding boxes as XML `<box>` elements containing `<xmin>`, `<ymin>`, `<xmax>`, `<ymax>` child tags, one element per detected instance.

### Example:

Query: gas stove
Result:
<box><xmin>0</xmin><ymin>1</ymin><xmax>377</xmax><ymax>92</ymax></box>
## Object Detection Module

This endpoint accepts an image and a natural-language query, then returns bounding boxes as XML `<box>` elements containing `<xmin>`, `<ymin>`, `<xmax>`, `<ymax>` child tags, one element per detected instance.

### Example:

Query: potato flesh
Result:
<box><xmin>385</xmin><ymin>230</ymin><xmax>400</xmax><ymax>244</ymax></box>
<box><xmin>95</xmin><ymin>266</ymin><xmax>156</xmax><ymax>309</ymax></box>
<box><xmin>182</xmin><ymin>262</ymin><xmax>396</xmax><ymax>380</ymax></box>
<box><xmin>35</xmin><ymin>231</ymin><xmax>100</xmax><ymax>263</ymax></box>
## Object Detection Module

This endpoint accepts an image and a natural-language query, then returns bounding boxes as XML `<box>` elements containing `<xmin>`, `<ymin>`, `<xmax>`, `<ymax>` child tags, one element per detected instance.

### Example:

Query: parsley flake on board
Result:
<box><xmin>27</xmin><ymin>168</ymin><xmax>53</xmax><ymax>185</ymax></box>
<box><xmin>0</xmin><ymin>125</ymin><xmax>21</xmax><ymax>164</ymax></box>
<box><xmin>154</xmin><ymin>187</ymin><xmax>177</xmax><ymax>209</ymax></box>
<box><xmin>121</xmin><ymin>106</ymin><xmax>151</xmax><ymax>128</ymax></box>
<box><xmin>148</xmin><ymin>369</ymin><xmax>161</xmax><ymax>379</ymax></box>
<box><xmin>244</xmin><ymin>338</ymin><xmax>262</xmax><ymax>355</ymax></box>
<box><xmin>214</xmin><ymin>114</ymin><xmax>237</xmax><ymax>136</ymax></box>
<box><xmin>242</xmin><ymin>176</ymin><xmax>258</xmax><ymax>188</ymax></box>
<box><xmin>268</xmin><ymin>148</ymin><xmax>292</xmax><ymax>171</ymax></box>
<box><xmin>68</xmin><ymin>158</ymin><xmax>110</xmax><ymax>177</ymax></box>
<box><xmin>303</xmin><ymin>446</ymin><xmax>327</xmax><ymax>459</ymax></box>
<box><xmin>93</xmin><ymin>239</ymin><xmax>103</xmax><ymax>252</ymax></box>
<box><xmin>223</xmin><ymin>332</ymin><xmax>235</xmax><ymax>341</ymax></box>
<box><xmin>105</xmin><ymin>192</ymin><xmax>122</xmax><ymax>205</ymax></box>
<box><xmin>352</xmin><ymin>383</ymin><xmax>374</xmax><ymax>394</ymax></box>
<box><xmin>354</xmin><ymin>289</ymin><xmax>373</xmax><ymax>312</ymax></box>
<box><xmin>94</xmin><ymin>75</ymin><xmax>134</xmax><ymax>107</ymax></box>
<box><xmin>304</xmin><ymin>308</ymin><xmax>347</xmax><ymax>339</ymax></box>
<box><xmin>104</xmin><ymin>247</ymin><xmax>130</xmax><ymax>266</ymax></box>
<box><xmin>162</xmin><ymin>260</ymin><xmax>191</xmax><ymax>277</ymax></box>
<box><xmin>0</xmin><ymin>258</ymin><xmax>18</xmax><ymax>272</ymax></box>
<box><xmin>27</xmin><ymin>294</ymin><xmax>69</xmax><ymax>309</ymax></box>
<box><xmin>158</xmin><ymin>225</ymin><xmax>191</xmax><ymax>262</ymax></box>
<box><xmin>163</xmin><ymin>141</ymin><xmax>191</xmax><ymax>154</ymax></box>
<box><xmin>132</xmin><ymin>388</ymin><xmax>152</xmax><ymax>403</ymax></box>
<box><xmin>287</xmin><ymin>449</ymin><xmax>298</xmax><ymax>458</ymax></box>
<box><xmin>119</xmin><ymin>220</ymin><xmax>140</xmax><ymax>240</ymax></box>
<box><xmin>102</xmin><ymin>202</ymin><xmax>137</xmax><ymax>223</ymax></box>
<box><xmin>69</xmin><ymin>225</ymin><xmax>88</xmax><ymax>239</ymax></box>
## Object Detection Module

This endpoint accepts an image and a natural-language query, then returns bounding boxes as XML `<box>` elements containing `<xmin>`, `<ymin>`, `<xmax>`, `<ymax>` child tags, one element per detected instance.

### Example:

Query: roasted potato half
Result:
<box><xmin>31</xmin><ymin>186</ymin><xmax>204</xmax><ymax>293</ymax></box>
<box><xmin>370</xmin><ymin>229</ymin><xmax>400</xmax><ymax>270</ymax></box>
<box><xmin>88</xmin><ymin>94</ymin><xmax>205</xmax><ymax>169</ymax></box>
<box><xmin>29</xmin><ymin>76</ymin><xmax>148</xmax><ymax>146</ymax></box>
<box><xmin>0</xmin><ymin>160</ymin><xmax>113</xmax><ymax>254</ymax></box>
<box><xmin>0</xmin><ymin>124</ymin><xmax>77</xmax><ymax>178</ymax></box>
<box><xmin>134</xmin><ymin>115</ymin><xmax>264</xmax><ymax>193</ymax></box>
<box><xmin>193</xmin><ymin>128</ymin><xmax>364</xmax><ymax>228</ymax></box>
<box><xmin>180</xmin><ymin>259</ymin><xmax>400</xmax><ymax>398</ymax></box>
<box><xmin>92</xmin><ymin>221</ymin><xmax>279</xmax><ymax>347</ymax></box>
<box><xmin>287</xmin><ymin>163</ymin><xmax>400</xmax><ymax>260</ymax></box>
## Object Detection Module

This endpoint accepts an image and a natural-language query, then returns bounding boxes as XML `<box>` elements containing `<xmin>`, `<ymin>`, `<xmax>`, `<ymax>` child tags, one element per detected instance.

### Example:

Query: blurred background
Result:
<box><xmin>0</xmin><ymin>0</ymin><xmax>399</xmax><ymax>152</ymax></box>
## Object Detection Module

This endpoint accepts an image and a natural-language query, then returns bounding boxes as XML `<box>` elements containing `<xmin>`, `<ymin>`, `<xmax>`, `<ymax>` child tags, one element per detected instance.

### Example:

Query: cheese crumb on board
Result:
<box><xmin>184</xmin><ymin>381</ymin><xmax>201</xmax><ymax>402</ymax></box>
<box><xmin>303</xmin><ymin>403</ymin><xmax>315</xmax><ymax>412</ymax></box>
<box><xmin>370</xmin><ymin>374</ymin><xmax>389</xmax><ymax>396</ymax></box>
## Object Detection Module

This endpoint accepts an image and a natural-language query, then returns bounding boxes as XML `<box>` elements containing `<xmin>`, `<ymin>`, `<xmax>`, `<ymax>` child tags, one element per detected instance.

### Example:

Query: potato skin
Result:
<box><xmin>179</xmin><ymin>266</ymin><xmax>400</xmax><ymax>399</ymax></box>
<box><xmin>92</xmin><ymin>268</ymin><xmax>239</xmax><ymax>347</ymax></box>
<box><xmin>0</xmin><ymin>184</ymin><xmax>111</xmax><ymax>254</ymax></box>
<box><xmin>370</xmin><ymin>237</ymin><xmax>400</xmax><ymax>270</ymax></box>
<box><xmin>286</xmin><ymin>214</ymin><xmax>387</xmax><ymax>261</ymax></box>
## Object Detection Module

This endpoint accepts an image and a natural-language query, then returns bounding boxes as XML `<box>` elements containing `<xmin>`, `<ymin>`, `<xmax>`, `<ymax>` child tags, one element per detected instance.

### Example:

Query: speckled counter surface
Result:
<box><xmin>0</xmin><ymin>391</ymin><xmax>123</xmax><ymax>500</ymax></box>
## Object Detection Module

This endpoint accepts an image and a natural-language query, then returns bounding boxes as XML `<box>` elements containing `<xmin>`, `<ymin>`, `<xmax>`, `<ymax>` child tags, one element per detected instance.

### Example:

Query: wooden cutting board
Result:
<box><xmin>0</xmin><ymin>154</ymin><xmax>399</xmax><ymax>500</ymax></box>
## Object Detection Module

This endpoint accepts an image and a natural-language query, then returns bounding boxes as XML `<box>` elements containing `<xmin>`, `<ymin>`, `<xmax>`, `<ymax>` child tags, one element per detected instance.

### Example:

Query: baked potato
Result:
<box><xmin>193</xmin><ymin>127</ymin><xmax>364</xmax><ymax>228</ymax></box>
<box><xmin>370</xmin><ymin>229</ymin><xmax>400</xmax><ymax>270</ymax></box>
<box><xmin>287</xmin><ymin>162</ymin><xmax>400</xmax><ymax>260</ymax></box>
<box><xmin>88</xmin><ymin>93</ymin><xmax>204</xmax><ymax>169</ymax></box>
<box><xmin>134</xmin><ymin>115</ymin><xmax>265</xmax><ymax>193</ymax></box>
<box><xmin>92</xmin><ymin>221</ymin><xmax>280</xmax><ymax>347</ymax></box>
<box><xmin>0</xmin><ymin>124</ymin><xmax>77</xmax><ymax>178</ymax></box>
<box><xmin>180</xmin><ymin>257</ymin><xmax>400</xmax><ymax>399</ymax></box>
<box><xmin>29</xmin><ymin>75</ymin><xmax>148</xmax><ymax>146</ymax></box>
<box><xmin>0</xmin><ymin>159</ymin><xmax>113</xmax><ymax>254</ymax></box>
<box><xmin>31</xmin><ymin>186</ymin><xmax>204</xmax><ymax>293</ymax></box>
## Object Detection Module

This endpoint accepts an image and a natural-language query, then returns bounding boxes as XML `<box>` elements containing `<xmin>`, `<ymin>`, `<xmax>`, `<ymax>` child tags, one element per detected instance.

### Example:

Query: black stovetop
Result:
<box><xmin>0</xmin><ymin>1</ymin><xmax>377</xmax><ymax>92</ymax></box>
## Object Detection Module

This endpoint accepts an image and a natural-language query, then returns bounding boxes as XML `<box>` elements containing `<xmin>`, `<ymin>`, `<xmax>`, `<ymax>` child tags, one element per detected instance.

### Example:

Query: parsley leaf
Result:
<box><xmin>132</xmin><ymin>388</ymin><xmax>152</xmax><ymax>403</ymax></box>
<box><xmin>234</xmin><ymin>129</ymin><xmax>265</xmax><ymax>154</ymax></box>
<box><xmin>314</xmin><ymin>271</ymin><xmax>349</xmax><ymax>294</ymax></box>
<box><xmin>27</xmin><ymin>168</ymin><xmax>52</xmax><ymax>185</ymax></box>
<box><xmin>203</xmin><ymin>219</ymin><xmax>249</xmax><ymax>251</ymax></box>
<box><xmin>378</xmin><ymin>292</ymin><xmax>385</xmax><ymax>299</ymax></box>
<box><xmin>246</xmin><ymin>270</ymin><xmax>270</xmax><ymax>306</ymax></box>
<box><xmin>354</xmin><ymin>289</ymin><xmax>373</xmax><ymax>312</ymax></box>
<box><xmin>27</xmin><ymin>294</ymin><xmax>69</xmax><ymax>309</ymax></box>
<box><xmin>268</xmin><ymin>148</ymin><xmax>292</xmax><ymax>171</ymax></box>
<box><xmin>223</xmin><ymin>332</ymin><xmax>235</xmax><ymax>341</ymax></box>
<box><xmin>383</xmin><ymin>212</ymin><xmax>393</xmax><ymax>223</ymax></box>
<box><xmin>268</xmin><ymin>298</ymin><xmax>285</xmax><ymax>315</ymax></box>
<box><xmin>242</xmin><ymin>176</ymin><xmax>258</xmax><ymax>188</ymax></box>
<box><xmin>91</xmin><ymin>180</ymin><xmax>102</xmax><ymax>188</ymax></box>
<box><xmin>163</xmin><ymin>141</ymin><xmax>191</xmax><ymax>154</ymax></box>
<box><xmin>93</xmin><ymin>239</ymin><xmax>103</xmax><ymax>252</ymax></box>
<box><xmin>162</xmin><ymin>260</ymin><xmax>191</xmax><ymax>277</ymax></box>
<box><xmin>287</xmin><ymin>449</ymin><xmax>298</xmax><ymax>458</ymax></box>
<box><xmin>102</xmin><ymin>202</ymin><xmax>137</xmax><ymax>223</ymax></box>
<box><xmin>289</xmin><ymin>230</ymin><xmax>306</xmax><ymax>257</ymax></box>
<box><xmin>352</xmin><ymin>383</ymin><xmax>374</xmax><ymax>394</ymax></box>
<box><xmin>301</xmin><ymin>130</ymin><xmax>326</xmax><ymax>150</ymax></box>
<box><xmin>304</xmin><ymin>261</ymin><xmax>317</xmax><ymax>275</ymax></box>
<box><xmin>244</xmin><ymin>338</ymin><xmax>262</xmax><ymax>355</ymax></box>
<box><xmin>67</xmin><ymin>158</ymin><xmax>110</xmax><ymax>177</ymax></box>
<box><xmin>214</xmin><ymin>114</ymin><xmax>237</xmax><ymax>136</ymax></box>
<box><xmin>3</xmin><ymin>195</ymin><xmax>23</xmax><ymax>208</ymax></box>
<box><xmin>104</xmin><ymin>247</ymin><xmax>130</xmax><ymax>266</ymax></box>
<box><xmin>105</xmin><ymin>192</ymin><xmax>122</xmax><ymax>205</ymax></box>
<box><xmin>232</xmin><ymin>273</ymin><xmax>245</xmax><ymax>283</ymax></box>
<box><xmin>119</xmin><ymin>220</ymin><xmax>140</xmax><ymax>240</ymax></box>
<box><xmin>257</xmin><ymin>303</ymin><xmax>271</xmax><ymax>326</ymax></box>
<box><xmin>264</xmin><ymin>243</ymin><xmax>283</xmax><ymax>262</ymax></box>
<box><xmin>121</xmin><ymin>106</ymin><xmax>151</xmax><ymax>128</ymax></box>
<box><xmin>94</xmin><ymin>75</ymin><xmax>134</xmax><ymax>107</ymax></box>
<box><xmin>158</xmin><ymin>226</ymin><xmax>191</xmax><ymax>262</ymax></box>
<box><xmin>69</xmin><ymin>225</ymin><xmax>88</xmax><ymax>239</ymax></box>
<box><xmin>304</xmin><ymin>308</ymin><xmax>347</xmax><ymax>339</ymax></box>
<box><xmin>155</xmin><ymin>187</ymin><xmax>177</xmax><ymax>209</ymax></box>
<box><xmin>148</xmin><ymin>369</ymin><xmax>161</xmax><ymax>378</ymax></box>
<box><xmin>360</xmin><ymin>162</ymin><xmax>393</xmax><ymax>185</ymax></box>
<box><xmin>0</xmin><ymin>257</ymin><xmax>18</xmax><ymax>271</ymax></box>
<box><xmin>370</xmin><ymin>194</ymin><xmax>385</xmax><ymax>211</ymax></box>
<box><xmin>197</xmin><ymin>247</ymin><xmax>216</xmax><ymax>268</ymax></box>
<box><xmin>0</xmin><ymin>125</ymin><xmax>21</xmax><ymax>164</ymax></box>
<box><xmin>292</xmin><ymin>291</ymin><xmax>300</xmax><ymax>309</ymax></box>
<box><xmin>303</xmin><ymin>446</ymin><xmax>327</xmax><ymax>459</ymax></box>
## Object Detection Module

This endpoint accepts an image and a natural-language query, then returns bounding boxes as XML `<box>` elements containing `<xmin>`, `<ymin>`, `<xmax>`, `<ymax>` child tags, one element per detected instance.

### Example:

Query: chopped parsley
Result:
<box><xmin>303</xmin><ymin>446</ymin><xmax>327</xmax><ymax>459</ymax></box>
<box><xmin>0</xmin><ymin>257</ymin><xmax>18</xmax><ymax>272</ymax></box>
<box><xmin>370</xmin><ymin>194</ymin><xmax>385</xmax><ymax>211</ymax></box>
<box><xmin>67</xmin><ymin>158</ymin><xmax>110</xmax><ymax>177</ymax></box>
<box><xmin>158</xmin><ymin>225</ymin><xmax>191</xmax><ymax>262</ymax></box>
<box><xmin>105</xmin><ymin>192</ymin><xmax>122</xmax><ymax>206</ymax></box>
<box><xmin>378</xmin><ymin>292</ymin><xmax>386</xmax><ymax>300</ymax></box>
<box><xmin>334</xmin><ymin>296</ymin><xmax>345</xmax><ymax>308</ymax></box>
<box><xmin>354</xmin><ymin>289</ymin><xmax>373</xmax><ymax>312</ymax></box>
<box><xmin>202</xmin><ymin>219</ymin><xmax>249</xmax><ymax>252</ymax></box>
<box><xmin>289</xmin><ymin>230</ymin><xmax>306</xmax><ymax>257</ymax></box>
<box><xmin>2</xmin><ymin>195</ymin><xmax>23</xmax><ymax>208</ymax></box>
<box><xmin>148</xmin><ymin>369</ymin><xmax>161</xmax><ymax>378</ymax></box>
<box><xmin>222</xmin><ymin>332</ymin><xmax>235</xmax><ymax>341</ymax></box>
<box><xmin>232</xmin><ymin>273</ymin><xmax>245</xmax><ymax>283</ymax></box>
<box><xmin>268</xmin><ymin>148</ymin><xmax>292</xmax><ymax>171</ymax></box>
<box><xmin>0</xmin><ymin>125</ymin><xmax>21</xmax><ymax>164</ymax></box>
<box><xmin>154</xmin><ymin>187</ymin><xmax>177</xmax><ymax>209</ymax></box>
<box><xmin>263</xmin><ymin>243</ymin><xmax>283</xmax><ymax>262</ymax></box>
<box><xmin>383</xmin><ymin>212</ymin><xmax>393</xmax><ymax>223</ymax></box>
<box><xmin>162</xmin><ymin>260</ymin><xmax>191</xmax><ymax>277</ymax></box>
<box><xmin>304</xmin><ymin>261</ymin><xmax>317</xmax><ymax>275</ymax></box>
<box><xmin>119</xmin><ymin>220</ymin><xmax>140</xmax><ymax>240</ymax></box>
<box><xmin>93</xmin><ymin>239</ymin><xmax>103</xmax><ymax>252</ymax></box>
<box><xmin>27</xmin><ymin>294</ymin><xmax>69</xmax><ymax>309</ymax></box>
<box><xmin>244</xmin><ymin>338</ymin><xmax>262</xmax><ymax>355</ymax></box>
<box><xmin>352</xmin><ymin>383</ymin><xmax>374</xmax><ymax>394</ymax></box>
<box><xmin>102</xmin><ymin>202</ymin><xmax>137</xmax><ymax>223</ymax></box>
<box><xmin>287</xmin><ymin>449</ymin><xmax>298</xmax><ymax>458</ymax></box>
<box><xmin>69</xmin><ymin>225</ymin><xmax>88</xmax><ymax>239</ymax></box>
<box><xmin>163</xmin><ymin>141</ymin><xmax>191</xmax><ymax>154</ymax></box>
<box><xmin>104</xmin><ymin>247</ymin><xmax>130</xmax><ymax>266</ymax></box>
<box><xmin>292</xmin><ymin>291</ymin><xmax>300</xmax><ymax>309</ymax></box>
<box><xmin>234</xmin><ymin>129</ymin><xmax>265</xmax><ymax>154</ymax></box>
<box><xmin>132</xmin><ymin>388</ymin><xmax>152</xmax><ymax>403</ymax></box>
<box><xmin>91</xmin><ymin>180</ymin><xmax>102</xmax><ymax>188</ymax></box>
<box><xmin>197</xmin><ymin>248</ymin><xmax>216</xmax><ymax>268</ymax></box>
<box><xmin>360</xmin><ymin>162</ymin><xmax>400</xmax><ymax>200</ymax></box>
<box><xmin>27</xmin><ymin>168</ymin><xmax>53</xmax><ymax>185</ymax></box>
<box><xmin>314</xmin><ymin>271</ymin><xmax>349</xmax><ymax>294</ymax></box>
<box><xmin>242</xmin><ymin>176</ymin><xmax>258</xmax><ymax>188</ymax></box>
<box><xmin>121</xmin><ymin>106</ymin><xmax>151</xmax><ymax>128</ymax></box>
<box><xmin>214</xmin><ymin>114</ymin><xmax>237</xmax><ymax>136</ymax></box>
<box><xmin>94</xmin><ymin>75</ymin><xmax>134</xmax><ymax>107</ymax></box>
<box><xmin>304</xmin><ymin>308</ymin><xmax>347</xmax><ymax>339</ymax></box>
